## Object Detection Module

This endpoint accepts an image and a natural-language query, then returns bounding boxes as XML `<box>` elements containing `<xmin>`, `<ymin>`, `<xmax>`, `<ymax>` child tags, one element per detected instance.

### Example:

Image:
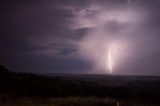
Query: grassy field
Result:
<box><xmin>0</xmin><ymin>97</ymin><xmax>158</xmax><ymax>106</ymax></box>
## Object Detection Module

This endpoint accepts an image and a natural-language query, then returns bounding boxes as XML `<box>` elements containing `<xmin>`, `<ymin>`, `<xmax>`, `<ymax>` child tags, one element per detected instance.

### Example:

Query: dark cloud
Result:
<box><xmin>0</xmin><ymin>0</ymin><xmax>91</xmax><ymax>73</ymax></box>
<box><xmin>1</xmin><ymin>0</ymin><xmax>160</xmax><ymax>75</ymax></box>
<box><xmin>0</xmin><ymin>53</ymin><xmax>92</xmax><ymax>73</ymax></box>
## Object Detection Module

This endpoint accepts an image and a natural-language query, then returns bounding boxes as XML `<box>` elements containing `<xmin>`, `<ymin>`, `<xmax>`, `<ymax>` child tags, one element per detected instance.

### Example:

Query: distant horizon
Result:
<box><xmin>3</xmin><ymin>64</ymin><xmax>160</xmax><ymax>77</ymax></box>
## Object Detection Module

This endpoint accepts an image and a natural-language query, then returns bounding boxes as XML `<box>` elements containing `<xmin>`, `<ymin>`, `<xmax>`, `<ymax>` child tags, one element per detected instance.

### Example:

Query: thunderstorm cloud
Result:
<box><xmin>1</xmin><ymin>0</ymin><xmax>160</xmax><ymax>75</ymax></box>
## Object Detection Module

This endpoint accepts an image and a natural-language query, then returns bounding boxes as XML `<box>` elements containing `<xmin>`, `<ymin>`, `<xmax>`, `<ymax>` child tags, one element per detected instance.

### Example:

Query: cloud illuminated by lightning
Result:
<box><xmin>74</xmin><ymin>2</ymin><xmax>148</xmax><ymax>74</ymax></box>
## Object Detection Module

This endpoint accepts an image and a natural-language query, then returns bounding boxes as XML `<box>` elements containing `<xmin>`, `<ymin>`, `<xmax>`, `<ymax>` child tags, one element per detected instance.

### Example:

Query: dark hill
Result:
<box><xmin>0</xmin><ymin>64</ymin><xmax>160</xmax><ymax>104</ymax></box>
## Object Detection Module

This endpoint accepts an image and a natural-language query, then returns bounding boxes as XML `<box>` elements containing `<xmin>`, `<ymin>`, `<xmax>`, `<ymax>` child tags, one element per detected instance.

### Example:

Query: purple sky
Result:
<box><xmin>1</xmin><ymin>0</ymin><xmax>160</xmax><ymax>75</ymax></box>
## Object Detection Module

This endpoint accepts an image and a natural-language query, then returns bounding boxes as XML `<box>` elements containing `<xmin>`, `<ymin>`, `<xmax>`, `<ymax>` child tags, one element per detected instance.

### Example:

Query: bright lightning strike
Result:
<box><xmin>127</xmin><ymin>0</ymin><xmax>131</xmax><ymax>13</ymax></box>
<box><xmin>108</xmin><ymin>47</ymin><xmax>113</xmax><ymax>74</ymax></box>
<box><xmin>128</xmin><ymin>0</ymin><xmax>130</xmax><ymax>4</ymax></box>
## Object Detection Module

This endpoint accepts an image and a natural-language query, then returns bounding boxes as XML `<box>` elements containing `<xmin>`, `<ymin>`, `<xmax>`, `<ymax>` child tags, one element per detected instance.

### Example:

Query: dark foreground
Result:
<box><xmin>0</xmin><ymin>97</ymin><xmax>159</xmax><ymax>106</ymax></box>
<box><xmin>0</xmin><ymin>64</ymin><xmax>160</xmax><ymax>105</ymax></box>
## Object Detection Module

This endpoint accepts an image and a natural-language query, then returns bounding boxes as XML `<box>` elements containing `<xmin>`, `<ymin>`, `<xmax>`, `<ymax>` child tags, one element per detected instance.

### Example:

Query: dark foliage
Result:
<box><xmin>0</xmin><ymin>64</ymin><xmax>160</xmax><ymax>104</ymax></box>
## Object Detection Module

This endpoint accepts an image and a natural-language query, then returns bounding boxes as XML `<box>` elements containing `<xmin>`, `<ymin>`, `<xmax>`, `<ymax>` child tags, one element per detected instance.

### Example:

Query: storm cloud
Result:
<box><xmin>1</xmin><ymin>0</ymin><xmax>160</xmax><ymax>75</ymax></box>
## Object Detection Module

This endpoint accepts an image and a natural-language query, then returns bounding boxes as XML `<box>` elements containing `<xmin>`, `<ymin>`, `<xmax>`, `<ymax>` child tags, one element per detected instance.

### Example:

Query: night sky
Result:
<box><xmin>1</xmin><ymin>0</ymin><xmax>160</xmax><ymax>75</ymax></box>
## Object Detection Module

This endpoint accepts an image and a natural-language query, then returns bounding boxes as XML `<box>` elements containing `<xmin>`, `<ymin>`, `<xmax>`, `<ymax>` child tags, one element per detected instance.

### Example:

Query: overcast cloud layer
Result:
<box><xmin>1</xmin><ymin>0</ymin><xmax>160</xmax><ymax>75</ymax></box>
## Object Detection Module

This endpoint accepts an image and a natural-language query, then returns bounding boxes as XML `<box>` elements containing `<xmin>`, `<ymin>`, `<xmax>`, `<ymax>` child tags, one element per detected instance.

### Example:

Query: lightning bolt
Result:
<box><xmin>127</xmin><ymin>0</ymin><xmax>130</xmax><ymax>13</ymax></box>
<box><xmin>128</xmin><ymin>0</ymin><xmax>130</xmax><ymax>4</ymax></box>
<box><xmin>108</xmin><ymin>47</ymin><xmax>113</xmax><ymax>74</ymax></box>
